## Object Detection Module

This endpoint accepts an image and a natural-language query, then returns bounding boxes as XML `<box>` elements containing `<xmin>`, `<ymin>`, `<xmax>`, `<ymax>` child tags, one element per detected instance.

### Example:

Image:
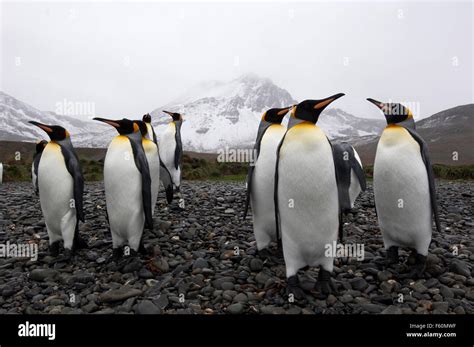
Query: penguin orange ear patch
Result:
<box><xmin>314</xmin><ymin>98</ymin><xmax>335</xmax><ymax>110</ymax></box>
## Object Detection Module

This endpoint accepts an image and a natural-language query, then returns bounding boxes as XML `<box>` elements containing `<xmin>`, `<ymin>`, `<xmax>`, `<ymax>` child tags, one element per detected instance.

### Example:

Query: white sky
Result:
<box><xmin>1</xmin><ymin>0</ymin><xmax>472</xmax><ymax>119</ymax></box>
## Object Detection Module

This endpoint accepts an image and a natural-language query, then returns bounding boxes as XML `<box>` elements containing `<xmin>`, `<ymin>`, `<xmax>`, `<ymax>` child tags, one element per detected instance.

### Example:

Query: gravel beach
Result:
<box><xmin>0</xmin><ymin>180</ymin><xmax>472</xmax><ymax>314</ymax></box>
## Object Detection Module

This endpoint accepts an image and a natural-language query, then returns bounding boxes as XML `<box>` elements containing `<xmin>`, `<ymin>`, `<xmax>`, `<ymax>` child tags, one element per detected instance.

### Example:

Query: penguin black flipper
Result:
<box><xmin>149</xmin><ymin>125</ymin><xmax>173</xmax><ymax>203</ymax></box>
<box><xmin>331</xmin><ymin>142</ymin><xmax>352</xmax><ymax>214</ymax></box>
<box><xmin>128</xmin><ymin>138</ymin><xmax>154</xmax><ymax>229</ymax></box>
<box><xmin>32</xmin><ymin>152</ymin><xmax>42</xmax><ymax>195</ymax></box>
<box><xmin>327</xmin><ymin>139</ymin><xmax>344</xmax><ymax>242</ymax></box>
<box><xmin>151</xmin><ymin>126</ymin><xmax>158</xmax><ymax>146</ymax></box>
<box><xmin>174</xmin><ymin>121</ymin><xmax>183</xmax><ymax>170</ymax></box>
<box><xmin>273</xmin><ymin>131</ymin><xmax>289</xmax><ymax>247</ymax></box>
<box><xmin>403</xmin><ymin>127</ymin><xmax>441</xmax><ymax>233</ymax></box>
<box><xmin>159</xmin><ymin>158</ymin><xmax>174</xmax><ymax>204</ymax></box>
<box><xmin>332</xmin><ymin>142</ymin><xmax>367</xmax><ymax>209</ymax></box>
<box><xmin>348</xmin><ymin>145</ymin><xmax>366</xmax><ymax>192</ymax></box>
<box><xmin>59</xmin><ymin>144</ymin><xmax>85</xmax><ymax>222</ymax></box>
<box><xmin>243</xmin><ymin>121</ymin><xmax>272</xmax><ymax>219</ymax></box>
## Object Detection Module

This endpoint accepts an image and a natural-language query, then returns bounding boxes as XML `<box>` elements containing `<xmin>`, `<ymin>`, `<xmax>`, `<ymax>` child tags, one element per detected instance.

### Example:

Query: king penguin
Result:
<box><xmin>142</xmin><ymin>113</ymin><xmax>174</xmax><ymax>204</ymax></box>
<box><xmin>367</xmin><ymin>98</ymin><xmax>440</xmax><ymax>277</ymax></box>
<box><xmin>331</xmin><ymin>142</ymin><xmax>367</xmax><ymax>215</ymax></box>
<box><xmin>159</xmin><ymin>111</ymin><xmax>184</xmax><ymax>209</ymax></box>
<box><xmin>274</xmin><ymin>94</ymin><xmax>345</xmax><ymax>299</ymax></box>
<box><xmin>32</xmin><ymin>140</ymin><xmax>48</xmax><ymax>195</ymax></box>
<box><xmin>243</xmin><ymin>107</ymin><xmax>291</xmax><ymax>252</ymax></box>
<box><xmin>28</xmin><ymin>122</ymin><xmax>87</xmax><ymax>257</ymax></box>
<box><xmin>135</xmin><ymin>120</ymin><xmax>161</xmax><ymax>217</ymax></box>
<box><xmin>93</xmin><ymin>117</ymin><xmax>153</xmax><ymax>257</ymax></box>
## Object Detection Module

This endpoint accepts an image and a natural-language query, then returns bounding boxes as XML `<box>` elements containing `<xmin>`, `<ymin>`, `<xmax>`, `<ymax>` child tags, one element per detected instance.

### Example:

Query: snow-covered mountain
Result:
<box><xmin>0</xmin><ymin>74</ymin><xmax>385</xmax><ymax>151</ymax></box>
<box><xmin>149</xmin><ymin>74</ymin><xmax>384</xmax><ymax>152</ymax></box>
<box><xmin>150</xmin><ymin>74</ymin><xmax>296</xmax><ymax>151</ymax></box>
<box><xmin>0</xmin><ymin>91</ymin><xmax>110</xmax><ymax>147</ymax></box>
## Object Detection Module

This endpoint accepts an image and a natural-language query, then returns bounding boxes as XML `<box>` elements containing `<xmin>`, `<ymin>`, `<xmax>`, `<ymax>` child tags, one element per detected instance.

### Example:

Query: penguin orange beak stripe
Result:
<box><xmin>366</xmin><ymin>98</ymin><xmax>385</xmax><ymax>109</ymax></box>
<box><xmin>93</xmin><ymin>117</ymin><xmax>121</xmax><ymax>128</ymax></box>
<box><xmin>277</xmin><ymin>107</ymin><xmax>291</xmax><ymax>116</ymax></box>
<box><xmin>29</xmin><ymin>121</ymin><xmax>53</xmax><ymax>133</ymax></box>
<box><xmin>314</xmin><ymin>93</ymin><xmax>345</xmax><ymax>110</ymax></box>
<box><xmin>163</xmin><ymin>110</ymin><xmax>173</xmax><ymax>116</ymax></box>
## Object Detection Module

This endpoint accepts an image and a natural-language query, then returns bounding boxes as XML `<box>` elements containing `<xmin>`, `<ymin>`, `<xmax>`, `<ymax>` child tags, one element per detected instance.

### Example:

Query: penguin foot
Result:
<box><xmin>314</xmin><ymin>269</ymin><xmax>337</xmax><ymax>299</ymax></box>
<box><xmin>49</xmin><ymin>241</ymin><xmax>61</xmax><ymax>257</ymax></box>
<box><xmin>286</xmin><ymin>275</ymin><xmax>306</xmax><ymax>301</ymax></box>
<box><xmin>73</xmin><ymin>235</ymin><xmax>88</xmax><ymax>250</ymax></box>
<box><xmin>112</xmin><ymin>247</ymin><xmax>123</xmax><ymax>261</ymax></box>
<box><xmin>138</xmin><ymin>241</ymin><xmax>150</xmax><ymax>256</ymax></box>
<box><xmin>401</xmin><ymin>253</ymin><xmax>427</xmax><ymax>279</ymax></box>
<box><xmin>385</xmin><ymin>246</ymin><xmax>399</xmax><ymax>266</ymax></box>
<box><xmin>55</xmin><ymin>248</ymin><xmax>73</xmax><ymax>263</ymax></box>
<box><xmin>257</xmin><ymin>248</ymin><xmax>272</xmax><ymax>260</ymax></box>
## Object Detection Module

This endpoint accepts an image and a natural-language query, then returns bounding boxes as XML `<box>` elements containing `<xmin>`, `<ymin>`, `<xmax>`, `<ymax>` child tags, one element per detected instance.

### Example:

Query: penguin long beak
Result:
<box><xmin>163</xmin><ymin>110</ymin><xmax>173</xmax><ymax>117</ymax></box>
<box><xmin>366</xmin><ymin>98</ymin><xmax>385</xmax><ymax>110</ymax></box>
<box><xmin>277</xmin><ymin>106</ymin><xmax>292</xmax><ymax>116</ymax></box>
<box><xmin>314</xmin><ymin>93</ymin><xmax>345</xmax><ymax>110</ymax></box>
<box><xmin>29</xmin><ymin>121</ymin><xmax>53</xmax><ymax>134</ymax></box>
<box><xmin>93</xmin><ymin>117</ymin><xmax>121</xmax><ymax>128</ymax></box>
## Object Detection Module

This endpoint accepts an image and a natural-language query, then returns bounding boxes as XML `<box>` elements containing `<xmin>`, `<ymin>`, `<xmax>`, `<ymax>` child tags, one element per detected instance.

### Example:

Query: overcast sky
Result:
<box><xmin>1</xmin><ymin>0</ymin><xmax>472</xmax><ymax>119</ymax></box>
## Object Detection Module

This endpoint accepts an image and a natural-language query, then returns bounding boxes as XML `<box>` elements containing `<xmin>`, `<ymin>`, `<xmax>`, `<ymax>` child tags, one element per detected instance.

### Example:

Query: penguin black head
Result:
<box><xmin>366</xmin><ymin>98</ymin><xmax>413</xmax><ymax>124</ymax></box>
<box><xmin>36</xmin><ymin>140</ymin><xmax>48</xmax><ymax>153</ymax></box>
<box><xmin>142</xmin><ymin>113</ymin><xmax>152</xmax><ymax>123</ymax></box>
<box><xmin>29</xmin><ymin>121</ymin><xmax>70</xmax><ymax>141</ymax></box>
<box><xmin>93</xmin><ymin>117</ymin><xmax>139</xmax><ymax>135</ymax></box>
<box><xmin>163</xmin><ymin>110</ymin><xmax>182</xmax><ymax>121</ymax></box>
<box><xmin>262</xmin><ymin>107</ymin><xmax>292</xmax><ymax>124</ymax></box>
<box><xmin>292</xmin><ymin>93</ymin><xmax>345</xmax><ymax>123</ymax></box>
<box><xmin>134</xmin><ymin>120</ymin><xmax>149</xmax><ymax>137</ymax></box>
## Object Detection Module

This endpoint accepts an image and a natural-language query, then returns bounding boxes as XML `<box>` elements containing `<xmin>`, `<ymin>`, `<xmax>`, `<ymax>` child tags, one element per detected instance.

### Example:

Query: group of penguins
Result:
<box><xmin>28</xmin><ymin>94</ymin><xmax>440</xmax><ymax>300</ymax></box>
<box><xmin>243</xmin><ymin>94</ymin><xmax>440</xmax><ymax>299</ymax></box>
<box><xmin>29</xmin><ymin>111</ymin><xmax>184</xmax><ymax>259</ymax></box>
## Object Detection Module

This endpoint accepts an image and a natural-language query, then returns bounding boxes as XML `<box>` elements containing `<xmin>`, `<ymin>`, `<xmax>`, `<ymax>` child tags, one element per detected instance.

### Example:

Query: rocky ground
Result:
<box><xmin>0</xmin><ymin>180</ymin><xmax>472</xmax><ymax>314</ymax></box>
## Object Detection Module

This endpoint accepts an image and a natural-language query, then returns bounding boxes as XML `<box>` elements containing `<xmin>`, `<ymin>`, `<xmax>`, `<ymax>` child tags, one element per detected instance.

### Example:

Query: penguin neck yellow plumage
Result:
<box><xmin>268</xmin><ymin>123</ymin><xmax>284</xmax><ymax>131</ymax></box>
<box><xmin>113</xmin><ymin>135</ymin><xmax>130</xmax><ymax>143</ymax></box>
<box><xmin>380</xmin><ymin>124</ymin><xmax>416</xmax><ymax>147</ymax></box>
<box><xmin>142</xmin><ymin>138</ymin><xmax>157</xmax><ymax>153</ymax></box>
<box><xmin>287</xmin><ymin>122</ymin><xmax>326</xmax><ymax>142</ymax></box>
<box><xmin>45</xmin><ymin>141</ymin><xmax>61</xmax><ymax>151</ymax></box>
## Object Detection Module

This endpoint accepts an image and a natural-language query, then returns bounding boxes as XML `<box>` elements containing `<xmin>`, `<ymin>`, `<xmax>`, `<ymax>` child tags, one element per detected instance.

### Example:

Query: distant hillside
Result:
<box><xmin>348</xmin><ymin>104</ymin><xmax>473</xmax><ymax>165</ymax></box>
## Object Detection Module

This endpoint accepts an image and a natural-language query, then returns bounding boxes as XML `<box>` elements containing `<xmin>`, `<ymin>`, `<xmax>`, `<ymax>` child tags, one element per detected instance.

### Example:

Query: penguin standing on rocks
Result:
<box><xmin>274</xmin><ymin>94</ymin><xmax>345</xmax><ymax>299</ymax></box>
<box><xmin>32</xmin><ymin>140</ymin><xmax>48</xmax><ymax>195</ymax></box>
<box><xmin>159</xmin><ymin>111</ymin><xmax>184</xmax><ymax>209</ymax></box>
<box><xmin>28</xmin><ymin>122</ymin><xmax>87</xmax><ymax>257</ymax></box>
<box><xmin>367</xmin><ymin>99</ymin><xmax>440</xmax><ymax>277</ymax></box>
<box><xmin>243</xmin><ymin>107</ymin><xmax>291</xmax><ymax>252</ymax></box>
<box><xmin>135</xmin><ymin>120</ymin><xmax>161</xmax><ymax>216</ymax></box>
<box><xmin>331</xmin><ymin>142</ymin><xmax>366</xmax><ymax>215</ymax></box>
<box><xmin>93</xmin><ymin>118</ymin><xmax>153</xmax><ymax>257</ymax></box>
<box><xmin>142</xmin><ymin>114</ymin><xmax>174</xmax><ymax>204</ymax></box>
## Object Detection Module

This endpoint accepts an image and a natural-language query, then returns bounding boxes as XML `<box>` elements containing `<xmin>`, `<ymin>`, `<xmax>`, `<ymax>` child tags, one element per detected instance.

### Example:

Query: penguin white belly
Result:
<box><xmin>143</xmin><ymin>139</ymin><xmax>160</xmax><ymax>215</ymax></box>
<box><xmin>159</xmin><ymin>124</ymin><xmax>180</xmax><ymax>186</ymax></box>
<box><xmin>348</xmin><ymin>148</ymin><xmax>362</xmax><ymax>208</ymax></box>
<box><xmin>104</xmin><ymin>136</ymin><xmax>144</xmax><ymax>250</ymax></box>
<box><xmin>38</xmin><ymin>143</ymin><xmax>76</xmax><ymax>247</ymax></box>
<box><xmin>278</xmin><ymin>124</ymin><xmax>339</xmax><ymax>277</ymax></box>
<box><xmin>251</xmin><ymin>124</ymin><xmax>286</xmax><ymax>250</ymax></box>
<box><xmin>374</xmin><ymin>126</ymin><xmax>432</xmax><ymax>255</ymax></box>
